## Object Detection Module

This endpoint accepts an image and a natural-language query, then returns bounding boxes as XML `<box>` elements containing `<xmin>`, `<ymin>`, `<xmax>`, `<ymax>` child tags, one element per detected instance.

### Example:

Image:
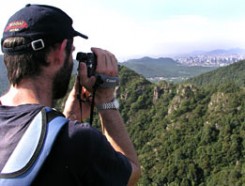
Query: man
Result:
<box><xmin>0</xmin><ymin>4</ymin><xmax>140</xmax><ymax>186</ymax></box>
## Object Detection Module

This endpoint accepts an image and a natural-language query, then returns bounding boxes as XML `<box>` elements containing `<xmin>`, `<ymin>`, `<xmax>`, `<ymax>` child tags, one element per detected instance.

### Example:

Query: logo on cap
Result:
<box><xmin>4</xmin><ymin>20</ymin><xmax>28</xmax><ymax>33</ymax></box>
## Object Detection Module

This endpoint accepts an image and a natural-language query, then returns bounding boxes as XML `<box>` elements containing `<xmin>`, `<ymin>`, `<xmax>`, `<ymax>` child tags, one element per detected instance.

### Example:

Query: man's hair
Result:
<box><xmin>1</xmin><ymin>4</ymin><xmax>84</xmax><ymax>86</ymax></box>
<box><xmin>3</xmin><ymin>37</ymin><xmax>54</xmax><ymax>86</ymax></box>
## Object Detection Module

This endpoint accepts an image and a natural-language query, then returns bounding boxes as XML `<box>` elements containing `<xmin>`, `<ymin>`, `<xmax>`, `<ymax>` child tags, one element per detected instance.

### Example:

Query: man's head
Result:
<box><xmin>1</xmin><ymin>4</ymin><xmax>87</xmax><ymax>54</ymax></box>
<box><xmin>1</xmin><ymin>4</ymin><xmax>87</xmax><ymax>99</ymax></box>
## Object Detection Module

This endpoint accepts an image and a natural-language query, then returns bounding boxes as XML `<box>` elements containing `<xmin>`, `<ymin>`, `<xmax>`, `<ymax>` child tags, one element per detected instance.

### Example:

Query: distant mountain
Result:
<box><xmin>188</xmin><ymin>48</ymin><xmax>245</xmax><ymax>56</ymax></box>
<box><xmin>120</xmin><ymin>56</ymin><xmax>217</xmax><ymax>81</ymax></box>
<box><xmin>121</xmin><ymin>57</ymin><xmax>178</xmax><ymax>77</ymax></box>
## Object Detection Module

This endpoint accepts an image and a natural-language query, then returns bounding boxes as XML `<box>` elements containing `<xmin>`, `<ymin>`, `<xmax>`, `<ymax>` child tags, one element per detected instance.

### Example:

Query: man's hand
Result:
<box><xmin>78</xmin><ymin>47</ymin><xmax>118</xmax><ymax>105</ymax></box>
<box><xmin>90</xmin><ymin>47</ymin><xmax>118</xmax><ymax>105</ymax></box>
<box><xmin>63</xmin><ymin>76</ymin><xmax>93</xmax><ymax>121</ymax></box>
<box><xmin>63</xmin><ymin>47</ymin><xmax>118</xmax><ymax>120</ymax></box>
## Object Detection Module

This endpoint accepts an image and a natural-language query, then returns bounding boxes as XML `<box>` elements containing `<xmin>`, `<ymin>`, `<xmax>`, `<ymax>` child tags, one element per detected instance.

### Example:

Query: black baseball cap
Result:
<box><xmin>1</xmin><ymin>4</ymin><xmax>88</xmax><ymax>54</ymax></box>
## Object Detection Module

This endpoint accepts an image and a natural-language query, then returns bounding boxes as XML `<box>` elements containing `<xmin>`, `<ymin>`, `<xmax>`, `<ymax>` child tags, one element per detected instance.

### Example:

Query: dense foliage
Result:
<box><xmin>118</xmin><ymin>63</ymin><xmax>245</xmax><ymax>185</ymax></box>
<box><xmin>186</xmin><ymin>60</ymin><xmax>245</xmax><ymax>89</ymax></box>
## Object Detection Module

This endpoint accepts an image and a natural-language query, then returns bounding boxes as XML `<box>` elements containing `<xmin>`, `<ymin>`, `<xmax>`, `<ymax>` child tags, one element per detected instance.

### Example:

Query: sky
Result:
<box><xmin>1</xmin><ymin>0</ymin><xmax>245</xmax><ymax>61</ymax></box>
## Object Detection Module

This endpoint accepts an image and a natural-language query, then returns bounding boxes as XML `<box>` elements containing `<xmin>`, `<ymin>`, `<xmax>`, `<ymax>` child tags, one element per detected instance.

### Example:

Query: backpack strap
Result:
<box><xmin>0</xmin><ymin>107</ymin><xmax>68</xmax><ymax>186</ymax></box>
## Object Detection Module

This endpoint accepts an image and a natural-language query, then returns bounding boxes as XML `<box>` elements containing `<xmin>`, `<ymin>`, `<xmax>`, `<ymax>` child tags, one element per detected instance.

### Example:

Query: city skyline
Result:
<box><xmin>1</xmin><ymin>0</ymin><xmax>245</xmax><ymax>60</ymax></box>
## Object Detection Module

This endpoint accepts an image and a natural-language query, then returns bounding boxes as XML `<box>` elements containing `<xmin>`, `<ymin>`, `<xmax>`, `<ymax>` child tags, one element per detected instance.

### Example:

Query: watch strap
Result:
<box><xmin>96</xmin><ymin>99</ymin><xmax>118</xmax><ymax>110</ymax></box>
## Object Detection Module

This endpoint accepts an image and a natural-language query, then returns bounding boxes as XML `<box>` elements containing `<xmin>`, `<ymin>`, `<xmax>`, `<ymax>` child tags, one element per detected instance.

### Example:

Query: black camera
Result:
<box><xmin>76</xmin><ymin>52</ymin><xmax>120</xmax><ymax>88</ymax></box>
<box><xmin>76</xmin><ymin>52</ymin><xmax>97</xmax><ymax>77</ymax></box>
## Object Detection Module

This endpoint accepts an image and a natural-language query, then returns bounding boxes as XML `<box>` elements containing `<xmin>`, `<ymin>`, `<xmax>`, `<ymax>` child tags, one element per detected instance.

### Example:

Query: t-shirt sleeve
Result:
<box><xmin>89</xmin><ymin>129</ymin><xmax>132</xmax><ymax>185</ymax></box>
<box><xmin>70</xmin><ymin>122</ymin><xmax>132</xmax><ymax>186</ymax></box>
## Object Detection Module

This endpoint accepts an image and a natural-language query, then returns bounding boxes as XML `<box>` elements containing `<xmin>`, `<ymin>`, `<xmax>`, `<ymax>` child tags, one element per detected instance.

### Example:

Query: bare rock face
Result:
<box><xmin>153</xmin><ymin>81</ymin><xmax>173</xmax><ymax>104</ymax></box>
<box><xmin>168</xmin><ymin>84</ymin><xmax>198</xmax><ymax>115</ymax></box>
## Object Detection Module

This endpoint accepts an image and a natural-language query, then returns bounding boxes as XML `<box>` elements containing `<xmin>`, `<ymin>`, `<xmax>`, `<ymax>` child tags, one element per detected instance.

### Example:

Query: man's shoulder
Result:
<box><xmin>65</xmin><ymin>120</ymin><xmax>100</xmax><ymax>140</ymax></box>
<box><xmin>59</xmin><ymin>120</ymin><xmax>110</xmax><ymax>153</ymax></box>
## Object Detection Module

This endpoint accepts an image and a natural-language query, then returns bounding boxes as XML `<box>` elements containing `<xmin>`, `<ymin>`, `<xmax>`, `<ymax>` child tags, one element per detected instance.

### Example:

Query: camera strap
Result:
<box><xmin>76</xmin><ymin>75</ymin><xmax>98</xmax><ymax>126</ymax></box>
<box><xmin>89</xmin><ymin>81</ymin><xmax>99</xmax><ymax>126</ymax></box>
<box><xmin>95</xmin><ymin>75</ymin><xmax>119</xmax><ymax>88</ymax></box>
<box><xmin>88</xmin><ymin>75</ymin><xmax>119</xmax><ymax>125</ymax></box>
<box><xmin>77</xmin><ymin>74</ymin><xmax>119</xmax><ymax>126</ymax></box>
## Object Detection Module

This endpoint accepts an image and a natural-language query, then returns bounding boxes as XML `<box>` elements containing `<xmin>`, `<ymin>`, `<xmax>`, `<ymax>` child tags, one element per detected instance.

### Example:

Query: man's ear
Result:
<box><xmin>59</xmin><ymin>39</ymin><xmax>68</xmax><ymax>58</ymax></box>
<box><xmin>51</xmin><ymin>39</ymin><xmax>67</xmax><ymax>65</ymax></box>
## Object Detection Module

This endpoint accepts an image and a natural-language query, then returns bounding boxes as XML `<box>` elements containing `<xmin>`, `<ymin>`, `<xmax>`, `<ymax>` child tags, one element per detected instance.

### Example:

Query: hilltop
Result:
<box><xmin>120</xmin><ymin>57</ymin><xmax>217</xmax><ymax>82</ymax></box>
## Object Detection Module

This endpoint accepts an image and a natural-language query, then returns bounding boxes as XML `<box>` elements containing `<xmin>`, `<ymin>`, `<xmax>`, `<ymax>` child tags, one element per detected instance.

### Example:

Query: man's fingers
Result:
<box><xmin>91</xmin><ymin>48</ymin><xmax>118</xmax><ymax>76</ymax></box>
<box><xmin>78</xmin><ymin>62</ymin><xmax>96</xmax><ymax>90</ymax></box>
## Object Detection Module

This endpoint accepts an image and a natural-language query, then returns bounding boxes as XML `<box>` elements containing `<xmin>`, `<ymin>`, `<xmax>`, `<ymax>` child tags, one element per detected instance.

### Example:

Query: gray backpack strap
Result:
<box><xmin>0</xmin><ymin>107</ymin><xmax>68</xmax><ymax>186</ymax></box>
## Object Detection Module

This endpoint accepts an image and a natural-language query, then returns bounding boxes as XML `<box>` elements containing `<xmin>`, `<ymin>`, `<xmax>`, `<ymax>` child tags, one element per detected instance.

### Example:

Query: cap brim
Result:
<box><xmin>74</xmin><ymin>30</ymin><xmax>88</xmax><ymax>39</ymax></box>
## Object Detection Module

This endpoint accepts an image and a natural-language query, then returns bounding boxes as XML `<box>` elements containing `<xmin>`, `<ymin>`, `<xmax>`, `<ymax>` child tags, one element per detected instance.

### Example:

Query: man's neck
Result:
<box><xmin>0</xmin><ymin>78</ymin><xmax>53</xmax><ymax>107</ymax></box>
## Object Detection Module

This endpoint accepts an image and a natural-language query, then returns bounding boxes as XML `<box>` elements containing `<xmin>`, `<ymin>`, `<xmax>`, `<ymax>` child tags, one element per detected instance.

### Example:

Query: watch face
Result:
<box><xmin>114</xmin><ymin>99</ymin><xmax>120</xmax><ymax>109</ymax></box>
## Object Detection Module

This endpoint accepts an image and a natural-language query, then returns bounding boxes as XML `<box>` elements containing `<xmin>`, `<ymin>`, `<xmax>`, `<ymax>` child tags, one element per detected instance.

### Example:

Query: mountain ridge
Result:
<box><xmin>120</xmin><ymin>56</ymin><xmax>217</xmax><ymax>80</ymax></box>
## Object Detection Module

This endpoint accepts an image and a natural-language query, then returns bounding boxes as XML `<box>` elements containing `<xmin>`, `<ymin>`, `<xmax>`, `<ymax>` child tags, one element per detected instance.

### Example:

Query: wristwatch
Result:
<box><xmin>96</xmin><ymin>99</ymin><xmax>120</xmax><ymax>110</ymax></box>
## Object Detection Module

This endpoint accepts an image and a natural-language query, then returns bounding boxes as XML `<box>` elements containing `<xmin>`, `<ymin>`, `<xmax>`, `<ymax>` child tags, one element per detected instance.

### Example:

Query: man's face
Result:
<box><xmin>52</xmin><ymin>40</ymin><xmax>74</xmax><ymax>99</ymax></box>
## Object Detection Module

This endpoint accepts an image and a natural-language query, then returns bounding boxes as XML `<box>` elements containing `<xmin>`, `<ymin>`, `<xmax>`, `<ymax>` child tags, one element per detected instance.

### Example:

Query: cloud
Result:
<box><xmin>109</xmin><ymin>15</ymin><xmax>245</xmax><ymax>58</ymax></box>
<box><xmin>1</xmin><ymin>0</ymin><xmax>245</xmax><ymax>60</ymax></box>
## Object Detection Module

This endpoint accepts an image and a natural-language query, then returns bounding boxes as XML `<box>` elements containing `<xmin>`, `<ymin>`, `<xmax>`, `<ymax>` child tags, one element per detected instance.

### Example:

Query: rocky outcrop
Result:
<box><xmin>168</xmin><ymin>84</ymin><xmax>198</xmax><ymax>115</ymax></box>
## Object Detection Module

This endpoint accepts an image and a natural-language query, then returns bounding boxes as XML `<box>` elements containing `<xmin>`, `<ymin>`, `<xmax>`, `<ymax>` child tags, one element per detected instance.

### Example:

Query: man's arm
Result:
<box><xmin>92</xmin><ymin>47</ymin><xmax>140</xmax><ymax>185</ymax></box>
<box><xmin>98</xmin><ymin>109</ymin><xmax>141</xmax><ymax>185</ymax></box>
<box><xmin>64</xmin><ymin>47</ymin><xmax>141</xmax><ymax>185</ymax></box>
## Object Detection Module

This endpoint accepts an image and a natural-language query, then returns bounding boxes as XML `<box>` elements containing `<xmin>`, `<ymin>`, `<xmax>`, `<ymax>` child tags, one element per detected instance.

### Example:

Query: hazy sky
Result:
<box><xmin>1</xmin><ymin>0</ymin><xmax>245</xmax><ymax>60</ymax></box>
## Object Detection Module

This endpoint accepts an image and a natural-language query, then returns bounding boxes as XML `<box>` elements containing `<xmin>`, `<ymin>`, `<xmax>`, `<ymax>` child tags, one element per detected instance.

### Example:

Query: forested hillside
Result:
<box><xmin>186</xmin><ymin>60</ymin><xmax>245</xmax><ymax>89</ymax></box>
<box><xmin>117</xmin><ymin>62</ymin><xmax>245</xmax><ymax>185</ymax></box>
